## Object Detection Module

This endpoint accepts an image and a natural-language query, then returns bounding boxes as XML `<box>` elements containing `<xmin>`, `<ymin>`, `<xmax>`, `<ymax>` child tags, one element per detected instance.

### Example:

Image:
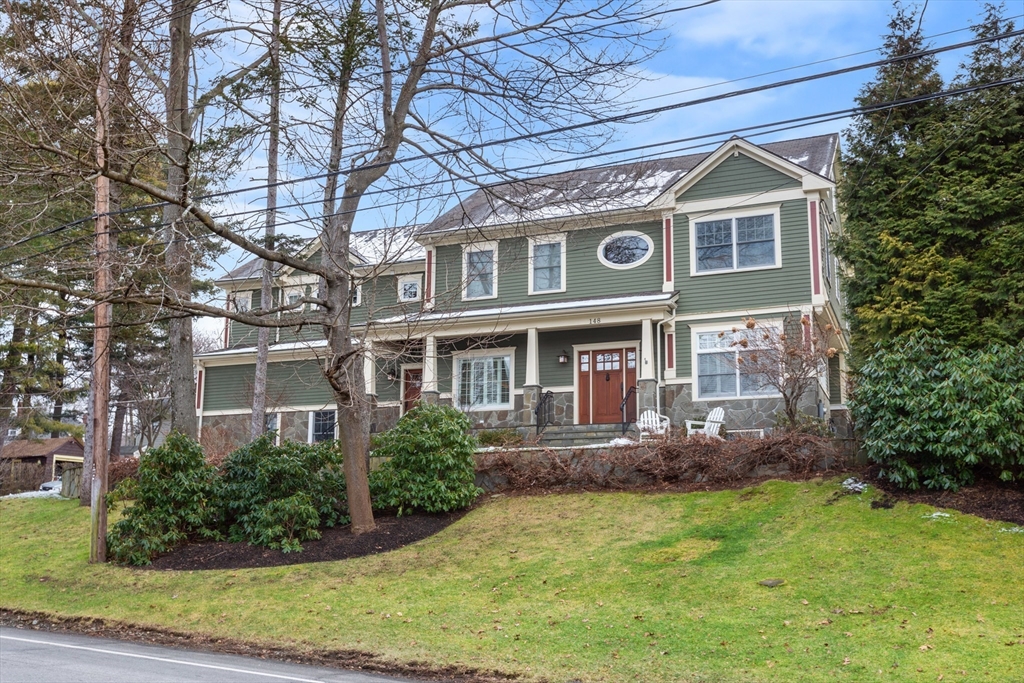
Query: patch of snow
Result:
<box><xmin>998</xmin><ymin>526</ymin><xmax>1024</xmax><ymax>534</ymax></box>
<box><xmin>841</xmin><ymin>477</ymin><xmax>868</xmax><ymax>493</ymax></box>
<box><xmin>350</xmin><ymin>226</ymin><xmax>425</xmax><ymax>264</ymax></box>
<box><xmin>785</xmin><ymin>154</ymin><xmax>810</xmax><ymax>165</ymax></box>
<box><xmin>922</xmin><ymin>511</ymin><xmax>952</xmax><ymax>520</ymax></box>
<box><xmin>2</xmin><ymin>489</ymin><xmax>62</xmax><ymax>499</ymax></box>
<box><xmin>608</xmin><ymin>437</ymin><xmax>638</xmax><ymax>446</ymax></box>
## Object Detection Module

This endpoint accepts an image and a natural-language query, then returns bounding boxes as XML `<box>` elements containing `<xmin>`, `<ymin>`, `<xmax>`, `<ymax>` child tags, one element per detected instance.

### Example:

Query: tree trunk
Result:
<box><xmin>163</xmin><ymin>0</ymin><xmax>198</xmax><ymax>438</ymax></box>
<box><xmin>250</xmin><ymin>0</ymin><xmax>281</xmax><ymax>441</ymax></box>
<box><xmin>79</xmin><ymin>358</ymin><xmax>95</xmax><ymax>507</ymax></box>
<box><xmin>109</xmin><ymin>395</ymin><xmax>126</xmax><ymax>460</ymax></box>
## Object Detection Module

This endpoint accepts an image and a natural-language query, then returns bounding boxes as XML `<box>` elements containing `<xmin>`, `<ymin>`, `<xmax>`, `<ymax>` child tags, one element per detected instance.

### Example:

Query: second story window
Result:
<box><xmin>464</xmin><ymin>242</ymin><xmax>497</xmax><ymax>300</ymax></box>
<box><xmin>233</xmin><ymin>291</ymin><xmax>251</xmax><ymax>313</ymax></box>
<box><xmin>529</xmin><ymin>235</ymin><xmax>565</xmax><ymax>294</ymax></box>
<box><xmin>351</xmin><ymin>283</ymin><xmax>362</xmax><ymax>307</ymax></box>
<box><xmin>398</xmin><ymin>275</ymin><xmax>422</xmax><ymax>302</ymax></box>
<box><xmin>692</xmin><ymin>208</ymin><xmax>780</xmax><ymax>275</ymax></box>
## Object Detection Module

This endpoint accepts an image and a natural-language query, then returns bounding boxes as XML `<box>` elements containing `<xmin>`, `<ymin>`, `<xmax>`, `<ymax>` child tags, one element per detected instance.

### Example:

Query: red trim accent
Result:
<box><xmin>196</xmin><ymin>370</ymin><xmax>203</xmax><ymax>410</ymax></box>
<box><xmin>425</xmin><ymin>249</ymin><xmax>433</xmax><ymax>303</ymax></box>
<box><xmin>666</xmin><ymin>333</ymin><xmax>675</xmax><ymax>369</ymax></box>
<box><xmin>809</xmin><ymin>201</ymin><xmax>821</xmax><ymax>296</ymax></box>
<box><xmin>663</xmin><ymin>217</ymin><xmax>673</xmax><ymax>282</ymax></box>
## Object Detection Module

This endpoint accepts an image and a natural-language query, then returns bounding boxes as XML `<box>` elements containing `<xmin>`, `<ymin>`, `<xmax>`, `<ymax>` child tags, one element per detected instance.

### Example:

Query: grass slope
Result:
<box><xmin>2</xmin><ymin>479</ymin><xmax>1022</xmax><ymax>682</ymax></box>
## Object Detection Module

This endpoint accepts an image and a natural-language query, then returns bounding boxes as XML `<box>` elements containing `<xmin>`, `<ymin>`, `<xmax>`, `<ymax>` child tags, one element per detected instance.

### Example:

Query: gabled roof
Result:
<box><xmin>423</xmin><ymin>134</ymin><xmax>838</xmax><ymax>234</ymax></box>
<box><xmin>217</xmin><ymin>225</ymin><xmax>426</xmax><ymax>286</ymax></box>
<box><xmin>1</xmin><ymin>436</ymin><xmax>83</xmax><ymax>459</ymax></box>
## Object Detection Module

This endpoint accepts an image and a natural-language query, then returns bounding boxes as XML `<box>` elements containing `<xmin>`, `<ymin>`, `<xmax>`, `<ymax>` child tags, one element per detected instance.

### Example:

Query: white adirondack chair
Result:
<box><xmin>685</xmin><ymin>407</ymin><xmax>726</xmax><ymax>439</ymax></box>
<box><xmin>637</xmin><ymin>410</ymin><xmax>671</xmax><ymax>441</ymax></box>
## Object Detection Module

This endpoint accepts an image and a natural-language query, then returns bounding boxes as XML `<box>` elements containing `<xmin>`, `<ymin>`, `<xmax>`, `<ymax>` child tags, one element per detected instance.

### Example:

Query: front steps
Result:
<box><xmin>537</xmin><ymin>423</ymin><xmax>635</xmax><ymax>447</ymax></box>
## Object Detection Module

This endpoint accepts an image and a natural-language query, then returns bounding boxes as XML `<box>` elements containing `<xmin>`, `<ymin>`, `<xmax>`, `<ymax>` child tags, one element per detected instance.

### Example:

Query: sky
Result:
<box><xmin>195</xmin><ymin>0</ymin><xmax>1013</xmax><ymax>336</ymax></box>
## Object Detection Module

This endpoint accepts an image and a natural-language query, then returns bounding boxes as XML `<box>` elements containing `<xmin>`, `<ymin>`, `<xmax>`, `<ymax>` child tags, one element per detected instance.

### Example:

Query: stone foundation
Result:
<box><xmin>659</xmin><ymin>383</ymin><xmax>820</xmax><ymax>434</ymax></box>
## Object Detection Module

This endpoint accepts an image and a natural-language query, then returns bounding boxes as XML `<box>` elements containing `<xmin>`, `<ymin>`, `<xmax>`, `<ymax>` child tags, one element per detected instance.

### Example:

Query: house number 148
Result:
<box><xmin>589</xmin><ymin>317</ymin><xmax>602</xmax><ymax>324</ymax></box>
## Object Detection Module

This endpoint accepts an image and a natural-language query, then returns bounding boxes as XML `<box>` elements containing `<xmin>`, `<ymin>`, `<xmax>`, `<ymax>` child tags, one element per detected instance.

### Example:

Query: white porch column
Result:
<box><xmin>640</xmin><ymin>318</ymin><xmax>655</xmax><ymax>381</ymax></box>
<box><xmin>422</xmin><ymin>335</ymin><xmax>438</xmax><ymax>398</ymax></box>
<box><xmin>363</xmin><ymin>346</ymin><xmax>376</xmax><ymax>396</ymax></box>
<box><xmin>525</xmin><ymin>327</ymin><xmax>539</xmax><ymax>387</ymax></box>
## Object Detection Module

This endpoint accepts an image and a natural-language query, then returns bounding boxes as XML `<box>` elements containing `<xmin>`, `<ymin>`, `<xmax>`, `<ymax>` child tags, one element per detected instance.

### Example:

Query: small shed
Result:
<box><xmin>0</xmin><ymin>437</ymin><xmax>85</xmax><ymax>494</ymax></box>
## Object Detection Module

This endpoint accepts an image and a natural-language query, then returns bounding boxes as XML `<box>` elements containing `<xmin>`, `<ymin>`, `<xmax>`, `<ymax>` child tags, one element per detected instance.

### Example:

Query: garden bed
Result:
<box><xmin>869</xmin><ymin>469</ymin><xmax>1024</xmax><ymax>525</ymax></box>
<box><xmin>146</xmin><ymin>509</ymin><xmax>466</xmax><ymax>571</ymax></box>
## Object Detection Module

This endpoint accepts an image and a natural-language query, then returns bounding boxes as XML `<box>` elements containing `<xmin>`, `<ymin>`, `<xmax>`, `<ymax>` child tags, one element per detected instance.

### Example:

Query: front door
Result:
<box><xmin>578</xmin><ymin>348</ymin><xmax>637</xmax><ymax>424</ymax></box>
<box><xmin>403</xmin><ymin>368</ymin><xmax>423</xmax><ymax>414</ymax></box>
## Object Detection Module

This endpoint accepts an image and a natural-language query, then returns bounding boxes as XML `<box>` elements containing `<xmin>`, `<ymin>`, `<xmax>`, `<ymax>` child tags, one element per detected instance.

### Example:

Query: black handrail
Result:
<box><xmin>535</xmin><ymin>390</ymin><xmax>555</xmax><ymax>435</ymax></box>
<box><xmin>620</xmin><ymin>385</ymin><xmax>637</xmax><ymax>435</ymax></box>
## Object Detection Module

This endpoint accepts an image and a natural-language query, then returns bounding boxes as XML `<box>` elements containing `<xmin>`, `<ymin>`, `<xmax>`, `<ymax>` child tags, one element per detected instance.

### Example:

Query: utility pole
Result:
<box><xmin>90</xmin><ymin>33</ymin><xmax>112</xmax><ymax>564</ymax></box>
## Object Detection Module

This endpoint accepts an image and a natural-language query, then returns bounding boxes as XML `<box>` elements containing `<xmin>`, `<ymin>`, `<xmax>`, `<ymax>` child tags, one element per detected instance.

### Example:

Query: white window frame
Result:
<box><xmin>462</xmin><ymin>241</ymin><xmax>498</xmax><ymax>301</ymax></box>
<box><xmin>232</xmin><ymin>290</ymin><xmax>252</xmax><ymax>313</ymax></box>
<box><xmin>691</xmin><ymin>322</ymin><xmax>783</xmax><ymax>402</ymax></box>
<box><xmin>452</xmin><ymin>346</ymin><xmax>515</xmax><ymax>411</ymax></box>
<box><xmin>307</xmin><ymin>409</ymin><xmax>338</xmax><ymax>443</ymax></box>
<box><xmin>351</xmin><ymin>283</ymin><xmax>362</xmax><ymax>307</ymax></box>
<box><xmin>397</xmin><ymin>274</ymin><xmax>422</xmax><ymax>303</ymax></box>
<box><xmin>596</xmin><ymin>230</ymin><xmax>655</xmax><ymax>270</ymax></box>
<box><xmin>528</xmin><ymin>234</ymin><xmax>566</xmax><ymax>295</ymax></box>
<box><xmin>285</xmin><ymin>288</ymin><xmax>303</xmax><ymax>310</ymax></box>
<box><xmin>265</xmin><ymin>412</ymin><xmax>282</xmax><ymax>445</ymax></box>
<box><xmin>689</xmin><ymin>205</ymin><xmax>782</xmax><ymax>277</ymax></box>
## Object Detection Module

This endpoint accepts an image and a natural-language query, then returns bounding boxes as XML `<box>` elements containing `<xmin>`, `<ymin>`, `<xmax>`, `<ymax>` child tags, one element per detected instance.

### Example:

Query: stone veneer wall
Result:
<box><xmin>457</xmin><ymin>394</ymin><xmax>525</xmax><ymax>429</ymax></box>
<box><xmin>660</xmin><ymin>383</ymin><xmax>821</xmax><ymax>433</ymax></box>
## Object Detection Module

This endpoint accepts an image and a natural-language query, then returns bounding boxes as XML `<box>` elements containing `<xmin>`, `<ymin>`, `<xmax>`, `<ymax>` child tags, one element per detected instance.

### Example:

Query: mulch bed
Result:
<box><xmin>867</xmin><ymin>468</ymin><xmax>1024</xmax><ymax>526</ymax></box>
<box><xmin>146</xmin><ymin>509</ymin><xmax>466</xmax><ymax>572</ymax></box>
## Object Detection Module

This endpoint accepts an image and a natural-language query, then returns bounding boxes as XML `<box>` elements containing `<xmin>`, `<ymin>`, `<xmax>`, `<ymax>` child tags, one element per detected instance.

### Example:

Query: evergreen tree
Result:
<box><xmin>839</xmin><ymin>2</ymin><xmax>1024</xmax><ymax>355</ymax></box>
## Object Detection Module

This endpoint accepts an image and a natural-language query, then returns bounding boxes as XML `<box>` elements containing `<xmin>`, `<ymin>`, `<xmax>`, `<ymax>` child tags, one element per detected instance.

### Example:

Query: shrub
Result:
<box><xmin>851</xmin><ymin>332</ymin><xmax>1024</xmax><ymax>490</ymax></box>
<box><xmin>370</xmin><ymin>403</ymin><xmax>481</xmax><ymax>515</ymax></box>
<box><xmin>477</xmin><ymin>428</ymin><xmax>524</xmax><ymax>448</ymax></box>
<box><xmin>107</xmin><ymin>433</ymin><xmax>222</xmax><ymax>566</ymax></box>
<box><xmin>219</xmin><ymin>435</ymin><xmax>348</xmax><ymax>551</ymax></box>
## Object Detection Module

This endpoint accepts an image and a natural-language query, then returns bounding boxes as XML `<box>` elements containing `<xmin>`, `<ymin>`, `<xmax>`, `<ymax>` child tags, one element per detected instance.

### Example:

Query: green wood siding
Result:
<box><xmin>434</xmin><ymin>335</ymin><xmax>527</xmax><ymax>394</ymax></box>
<box><xmin>202</xmin><ymin>360</ymin><xmax>333</xmax><ymax>412</ymax></box>
<box><xmin>678</xmin><ymin>152</ymin><xmax>799</xmax><ymax>202</ymax></box>
<box><xmin>674</xmin><ymin>199</ymin><xmax>811</xmax><ymax>315</ymax></box>
<box><xmin>538</xmin><ymin>325</ymin><xmax>642</xmax><ymax>387</ymax></box>
<box><xmin>434</xmin><ymin>223</ymin><xmax>663</xmax><ymax>311</ymax></box>
<box><xmin>828</xmin><ymin>355</ymin><xmax>842</xmax><ymax>405</ymax></box>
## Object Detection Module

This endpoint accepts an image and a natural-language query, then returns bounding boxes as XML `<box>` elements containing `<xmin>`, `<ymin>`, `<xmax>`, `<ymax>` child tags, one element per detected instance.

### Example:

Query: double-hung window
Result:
<box><xmin>695</xmin><ymin>328</ymin><xmax>777</xmax><ymax>400</ymax></box>
<box><xmin>310</xmin><ymin>410</ymin><xmax>336</xmax><ymax>442</ymax></box>
<box><xmin>693</xmin><ymin>208</ymin><xmax>779</xmax><ymax>274</ymax></box>
<box><xmin>464</xmin><ymin>243</ymin><xmax>496</xmax><ymax>300</ymax></box>
<box><xmin>456</xmin><ymin>353</ymin><xmax>512</xmax><ymax>410</ymax></box>
<box><xmin>233</xmin><ymin>291</ymin><xmax>251</xmax><ymax>313</ymax></box>
<box><xmin>528</xmin><ymin>235</ymin><xmax>565</xmax><ymax>294</ymax></box>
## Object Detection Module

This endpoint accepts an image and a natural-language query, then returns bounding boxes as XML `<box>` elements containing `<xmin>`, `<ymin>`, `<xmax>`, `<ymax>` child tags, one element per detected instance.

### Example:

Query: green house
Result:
<box><xmin>196</xmin><ymin>134</ymin><xmax>849</xmax><ymax>448</ymax></box>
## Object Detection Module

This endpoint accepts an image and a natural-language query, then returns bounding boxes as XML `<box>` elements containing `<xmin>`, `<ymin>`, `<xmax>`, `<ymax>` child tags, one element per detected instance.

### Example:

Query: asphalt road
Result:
<box><xmin>0</xmin><ymin>627</ymin><xmax>413</xmax><ymax>683</ymax></box>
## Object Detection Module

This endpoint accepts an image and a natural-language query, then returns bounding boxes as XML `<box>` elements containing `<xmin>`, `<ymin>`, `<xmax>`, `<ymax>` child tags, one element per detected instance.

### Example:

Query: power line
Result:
<box><xmin>5</xmin><ymin>74</ymin><xmax>1020</xmax><ymax>276</ymax></box>
<box><xmin>5</xmin><ymin>26</ymin><xmax>1019</xmax><ymax>259</ymax></box>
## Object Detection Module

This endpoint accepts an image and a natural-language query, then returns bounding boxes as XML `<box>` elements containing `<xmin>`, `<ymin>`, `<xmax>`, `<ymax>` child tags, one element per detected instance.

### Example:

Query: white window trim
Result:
<box><xmin>690</xmin><ymin>321</ymin><xmax>783</xmax><ymax>402</ymax></box>
<box><xmin>265</xmin><ymin>413</ymin><xmax>282</xmax><ymax>445</ymax></box>
<box><xmin>452</xmin><ymin>346</ymin><xmax>515</xmax><ymax>411</ymax></box>
<box><xmin>397</xmin><ymin>274</ymin><xmax>422</xmax><ymax>302</ymax></box>
<box><xmin>596</xmin><ymin>230</ymin><xmax>655</xmax><ymax>270</ymax></box>
<box><xmin>527</xmin><ymin>234</ymin><xmax>567</xmax><ymax>295</ymax></box>
<box><xmin>688</xmin><ymin>205</ymin><xmax>783</xmax><ymax>277</ymax></box>
<box><xmin>462</xmin><ymin>241</ymin><xmax>499</xmax><ymax>301</ymax></box>
<box><xmin>285</xmin><ymin>287</ymin><xmax>304</xmax><ymax>310</ymax></box>
<box><xmin>232</xmin><ymin>290</ymin><xmax>252</xmax><ymax>313</ymax></box>
<box><xmin>399</xmin><ymin>362</ymin><xmax>424</xmax><ymax>415</ymax></box>
<box><xmin>307</xmin><ymin>409</ymin><xmax>339</xmax><ymax>443</ymax></box>
<box><xmin>351</xmin><ymin>283</ymin><xmax>362</xmax><ymax>307</ymax></box>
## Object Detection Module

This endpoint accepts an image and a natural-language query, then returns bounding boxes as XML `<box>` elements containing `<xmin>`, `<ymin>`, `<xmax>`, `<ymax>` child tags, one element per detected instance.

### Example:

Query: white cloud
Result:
<box><xmin>671</xmin><ymin>0</ymin><xmax>878</xmax><ymax>58</ymax></box>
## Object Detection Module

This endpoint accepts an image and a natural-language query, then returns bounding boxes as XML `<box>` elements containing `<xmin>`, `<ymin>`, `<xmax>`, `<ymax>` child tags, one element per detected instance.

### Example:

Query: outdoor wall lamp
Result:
<box><xmin>557</xmin><ymin>350</ymin><xmax>570</xmax><ymax>364</ymax></box>
<box><xmin>386</xmin><ymin>371</ymin><xmax>397</xmax><ymax>382</ymax></box>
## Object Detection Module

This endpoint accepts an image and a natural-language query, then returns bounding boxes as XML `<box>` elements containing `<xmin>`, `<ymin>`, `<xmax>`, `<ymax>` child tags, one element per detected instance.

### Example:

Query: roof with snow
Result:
<box><xmin>424</xmin><ymin>134</ymin><xmax>838</xmax><ymax>234</ymax></box>
<box><xmin>217</xmin><ymin>225</ymin><xmax>425</xmax><ymax>285</ymax></box>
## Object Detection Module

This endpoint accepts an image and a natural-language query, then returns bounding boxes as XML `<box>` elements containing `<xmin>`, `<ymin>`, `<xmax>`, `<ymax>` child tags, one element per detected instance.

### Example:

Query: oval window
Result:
<box><xmin>597</xmin><ymin>231</ymin><xmax>654</xmax><ymax>269</ymax></box>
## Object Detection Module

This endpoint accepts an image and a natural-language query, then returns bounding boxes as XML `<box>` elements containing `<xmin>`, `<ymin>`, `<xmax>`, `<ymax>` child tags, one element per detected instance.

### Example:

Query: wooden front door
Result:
<box><xmin>578</xmin><ymin>348</ymin><xmax>637</xmax><ymax>424</ymax></box>
<box><xmin>403</xmin><ymin>368</ymin><xmax>423</xmax><ymax>414</ymax></box>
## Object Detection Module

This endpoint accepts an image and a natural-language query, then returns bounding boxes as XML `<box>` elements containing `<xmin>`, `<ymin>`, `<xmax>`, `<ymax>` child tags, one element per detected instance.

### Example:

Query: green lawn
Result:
<box><xmin>2</xmin><ymin>479</ymin><xmax>1022</xmax><ymax>682</ymax></box>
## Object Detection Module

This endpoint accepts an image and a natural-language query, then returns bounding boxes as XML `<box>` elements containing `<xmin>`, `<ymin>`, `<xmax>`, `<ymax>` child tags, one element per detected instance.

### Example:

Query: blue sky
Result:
<box><xmin>197</xmin><ymin>0</ymin><xmax>1013</xmax><ymax>330</ymax></box>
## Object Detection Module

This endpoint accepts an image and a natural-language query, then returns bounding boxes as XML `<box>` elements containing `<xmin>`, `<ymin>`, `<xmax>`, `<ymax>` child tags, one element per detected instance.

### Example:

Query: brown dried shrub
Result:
<box><xmin>200</xmin><ymin>425</ymin><xmax>236</xmax><ymax>467</ymax></box>
<box><xmin>476</xmin><ymin>431</ymin><xmax>840</xmax><ymax>492</ymax></box>
<box><xmin>108</xmin><ymin>458</ymin><xmax>140</xmax><ymax>488</ymax></box>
